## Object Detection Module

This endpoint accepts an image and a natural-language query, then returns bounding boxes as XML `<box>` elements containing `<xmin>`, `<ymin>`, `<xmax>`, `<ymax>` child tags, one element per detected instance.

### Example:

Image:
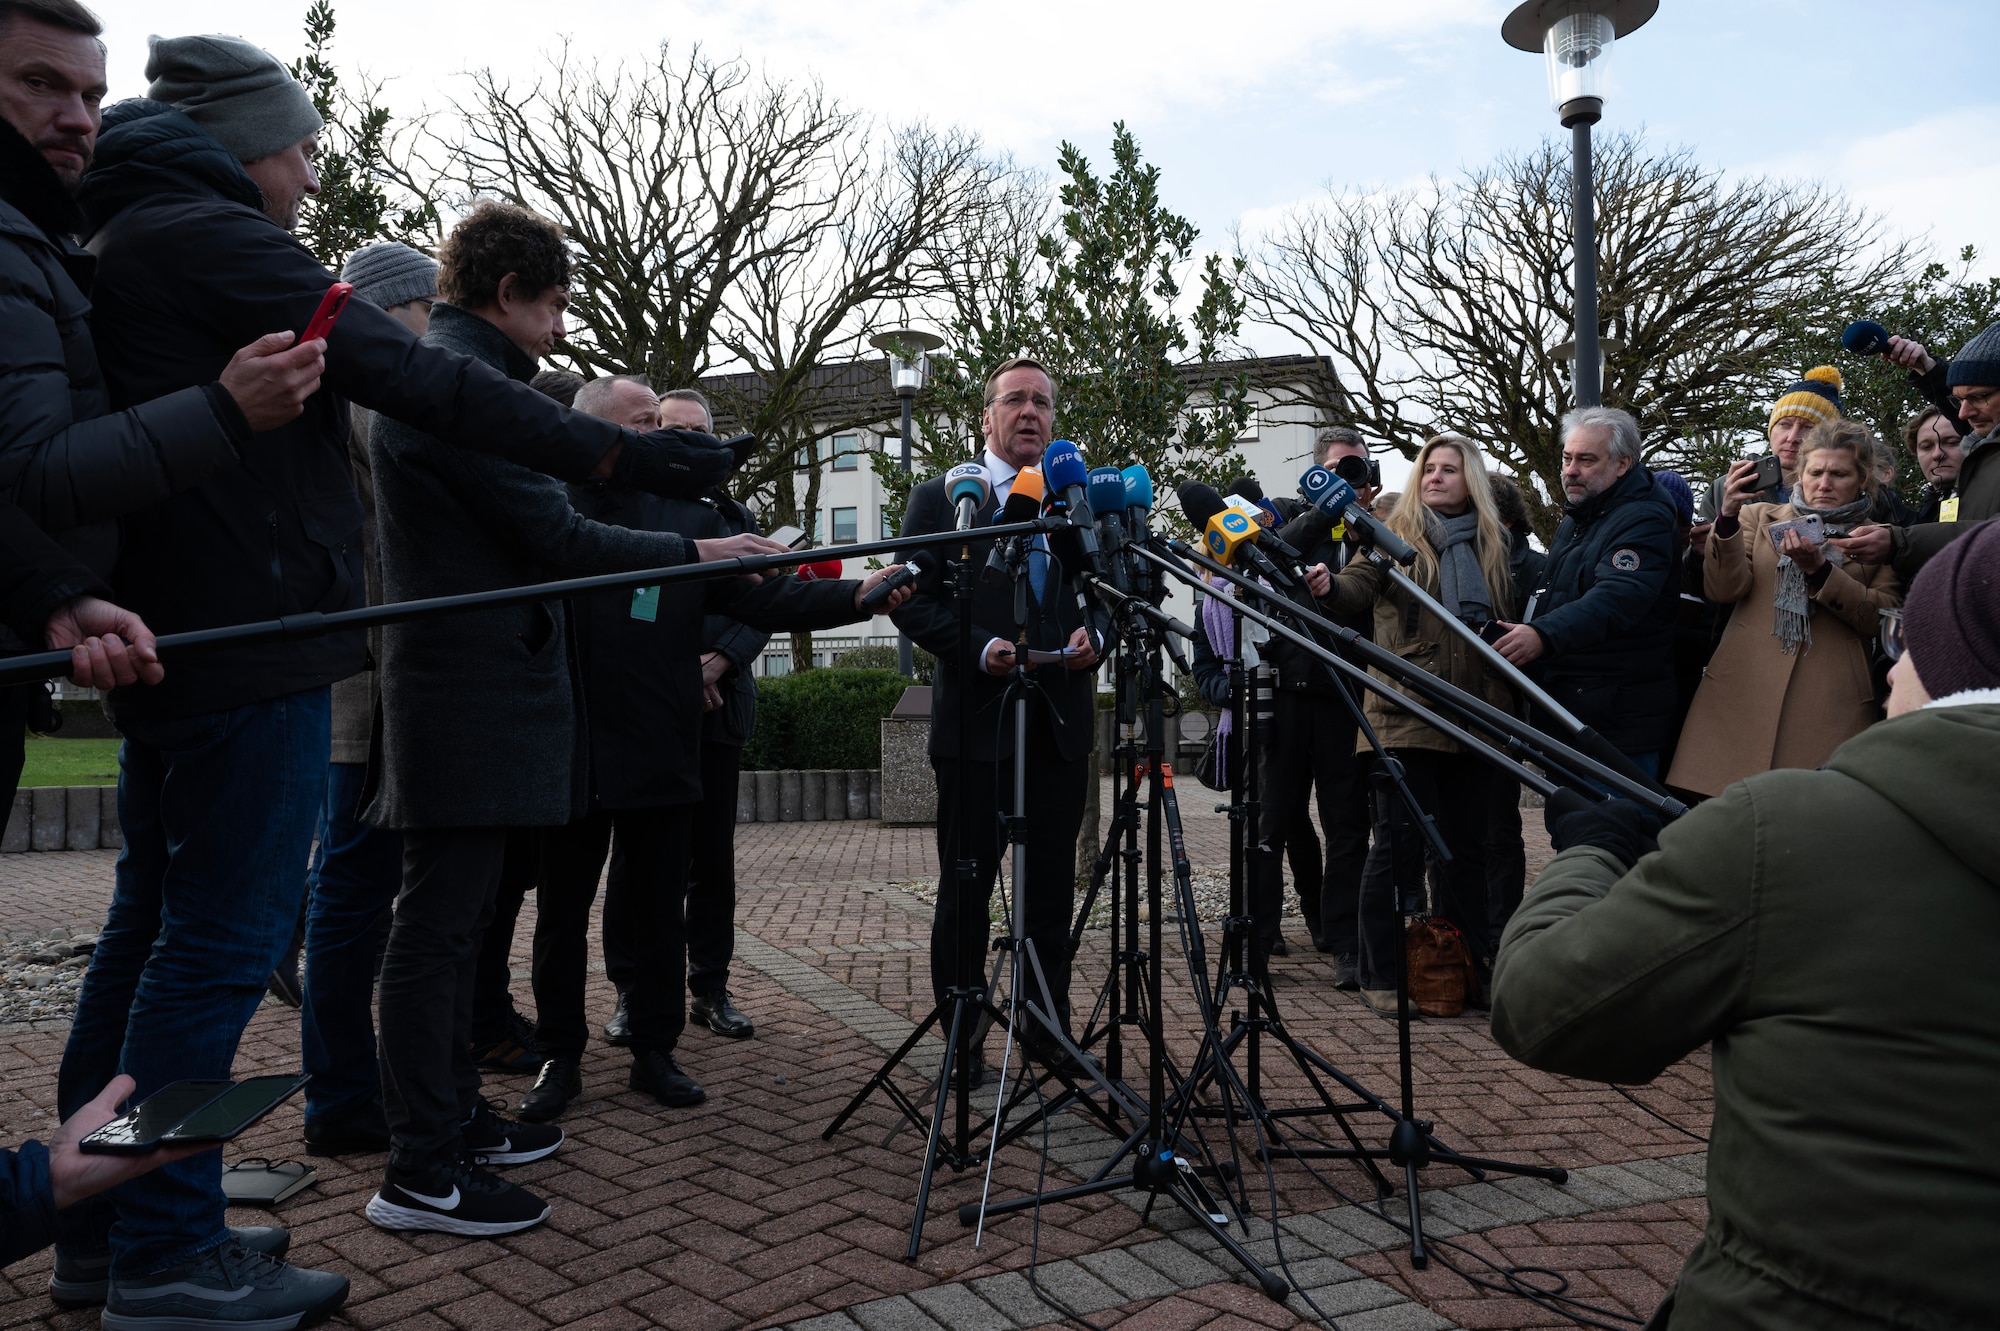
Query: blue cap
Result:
<box><xmin>1121</xmin><ymin>464</ymin><xmax>1154</xmax><ymax>512</ymax></box>
<box><xmin>1043</xmin><ymin>439</ymin><xmax>1089</xmax><ymax>495</ymax></box>
<box><xmin>1087</xmin><ymin>466</ymin><xmax>1127</xmax><ymax>517</ymax></box>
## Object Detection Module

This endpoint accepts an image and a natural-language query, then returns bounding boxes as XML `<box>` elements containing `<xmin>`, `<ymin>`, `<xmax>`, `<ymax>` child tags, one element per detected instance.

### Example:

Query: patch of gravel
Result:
<box><xmin>0</xmin><ymin>929</ymin><xmax>96</xmax><ymax>1024</ymax></box>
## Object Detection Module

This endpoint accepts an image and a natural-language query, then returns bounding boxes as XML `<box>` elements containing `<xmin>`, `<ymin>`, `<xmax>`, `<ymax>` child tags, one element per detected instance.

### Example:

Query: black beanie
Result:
<box><xmin>1903</xmin><ymin>518</ymin><xmax>2000</xmax><ymax>698</ymax></box>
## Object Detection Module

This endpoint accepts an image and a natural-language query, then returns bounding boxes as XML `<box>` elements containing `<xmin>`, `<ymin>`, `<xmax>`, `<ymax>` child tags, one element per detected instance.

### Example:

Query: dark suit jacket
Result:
<box><xmin>890</xmin><ymin>474</ymin><xmax>1102</xmax><ymax>765</ymax></box>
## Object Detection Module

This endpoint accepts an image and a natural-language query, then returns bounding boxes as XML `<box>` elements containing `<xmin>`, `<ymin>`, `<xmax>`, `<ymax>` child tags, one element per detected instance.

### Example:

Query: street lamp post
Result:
<box><xmin>869</xmin><ymin>328</ymin><xmax>943</xmax><ymax>678</ymax></box>
<box><xmin>1504</xmin><ymin>0</ymin><xmax>1657</xmax><ymax>409</ymax></box>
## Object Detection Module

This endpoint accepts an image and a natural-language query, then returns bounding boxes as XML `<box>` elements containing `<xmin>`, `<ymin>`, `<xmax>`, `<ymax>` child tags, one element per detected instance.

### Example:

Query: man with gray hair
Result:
<box><xmin>1490</xmin><ymin>405</ymin><xmax>1681</xmax><ymax>775</ymax></box>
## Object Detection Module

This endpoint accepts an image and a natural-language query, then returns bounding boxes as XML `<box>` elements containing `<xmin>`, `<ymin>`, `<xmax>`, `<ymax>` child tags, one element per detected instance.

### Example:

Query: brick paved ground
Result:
<box><xmin>0</xmin><ymin>779</ymin><xmax>1710</xmax><ymax>1329</ymax></box>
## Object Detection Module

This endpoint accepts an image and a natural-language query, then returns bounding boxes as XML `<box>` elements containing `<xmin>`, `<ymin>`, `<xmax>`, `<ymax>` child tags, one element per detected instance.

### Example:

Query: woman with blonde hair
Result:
<box><xmin>1314</xmin><ymin>434</ymin><xmax>1523</xmax><ymax>1012</ymax></box>
<box><xmin>1667</xmin><ymin>419</ymin><xmax>1902</xmax><ymax>797</ymax></box>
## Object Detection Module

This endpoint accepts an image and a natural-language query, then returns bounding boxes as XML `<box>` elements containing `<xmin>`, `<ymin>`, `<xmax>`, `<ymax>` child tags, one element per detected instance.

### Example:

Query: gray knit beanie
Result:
<box><xmin>1946</xmin><ymin>320</ymin><xmax>2000</xmax><ymax>389</ymax></box>
<box><xmin>145</xmin><ymin>34</ymin><xmax>323</xmax><ymax>164</ymax></box>
<box><xmin>341</xmin><ymin>243</ymin><xmax>438</xmax><ymax>311</ymax></box>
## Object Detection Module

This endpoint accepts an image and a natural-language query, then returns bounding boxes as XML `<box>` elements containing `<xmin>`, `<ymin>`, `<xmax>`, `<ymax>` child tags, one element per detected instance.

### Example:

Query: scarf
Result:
<box><xmin>1201</xmin><ymin>575</ymin><xmax>1237</xmax><ymax>784</ymax></box>
<box><xmin>1772</xmin><ymin>495</ymin><xmax>1871</xmax><ymax>655</ymax></box>
<box><xmin>1429</xmin><ymin>510</ymin><xmax>1491</xmax><ymax>625</ymax></box>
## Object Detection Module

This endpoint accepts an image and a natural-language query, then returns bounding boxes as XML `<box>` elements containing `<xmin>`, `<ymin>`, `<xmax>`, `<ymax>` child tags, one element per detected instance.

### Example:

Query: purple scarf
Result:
<box><xmin>1201</xmin><ymin>575</ymin><xmax>1237</xmax><ymax>785</ymax></box>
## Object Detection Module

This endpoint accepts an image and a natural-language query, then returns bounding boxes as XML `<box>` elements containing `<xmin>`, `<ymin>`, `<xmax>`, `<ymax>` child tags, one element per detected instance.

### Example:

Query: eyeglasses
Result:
<box><xmin>1953</xmin><ymin>387</ymin><xmax>1999</xmax><ymax>409</ymax></box>
<box><xmin>1879</xmin><ymin>608</ymin><xmax>1905</xmax><ymax>662</ymax></box>
<box><xmin>988</xmin><ymin>391</ymin><xmax>1054</xmax><ymax>413</ymax></box>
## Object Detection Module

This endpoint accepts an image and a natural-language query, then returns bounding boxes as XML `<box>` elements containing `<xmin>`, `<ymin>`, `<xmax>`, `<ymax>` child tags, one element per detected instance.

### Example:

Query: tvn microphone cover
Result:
<box><xmin>1842</xmin><ymin>320</ymin><xmax>1891</xmax><ymax>356</ymax></box>
<box><xmin>1043</xmin><ymin>439</ymin><xmax>1089</xmax><ymax>497</ymax></box>
<box><xmin>1087</xmin><ymin>466</ymin><xmax>1127</xmax><ymax>517</ymax></box>
<box><xmin>1120</xmin><ymin>464</ymin><xmax>1153</xmax><ymax>512</ymax></box>
<box><xmin>946</xmin><ymin>461</ymin><xmax>991</xmax><ymax>507</ymax></box>
<box><xmin>1203</xmin><ymin>506</ymin><xmax>1258</xmax><ymax>565</ymax></box>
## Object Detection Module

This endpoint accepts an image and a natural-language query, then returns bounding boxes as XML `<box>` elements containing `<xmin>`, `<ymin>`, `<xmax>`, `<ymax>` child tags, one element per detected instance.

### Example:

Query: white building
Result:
<box><xmin>705</xmin><ymin>355</ymin><xmax>1348</xmax><ymax>677</ymax></box>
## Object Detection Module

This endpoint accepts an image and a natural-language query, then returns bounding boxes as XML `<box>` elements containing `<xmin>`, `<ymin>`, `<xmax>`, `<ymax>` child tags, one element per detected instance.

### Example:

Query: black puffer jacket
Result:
<box><xmin>77</xmin><ymin>101</ymin><xmax>735</xmax><ymax>725</ymax></box>
<box><xmin>0</xmin><ymin>501</ymin><xmax>107</xmax><ymax>645</ymax></box>
<box><xmin>0</xmin><ymin>116</ymin><xmax>244</xmax><ymax>584</ymax></box>
<box><xmin>1528</xmin><ymin>465</ymin><xmax>1680</xmax><ymax>755</ymax></box>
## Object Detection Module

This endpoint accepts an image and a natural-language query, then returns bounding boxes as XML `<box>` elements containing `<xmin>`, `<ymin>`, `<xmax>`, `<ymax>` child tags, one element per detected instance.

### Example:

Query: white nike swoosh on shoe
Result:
<box><xmin>121</xmin><ymin>1282</ymin><xmax>254</xmax><ymax>1302</ymax></box>
<box><xmin>398</xmin><ymin>1184</ymin><xmax>461</xmax><ymax>1209</ymax></box>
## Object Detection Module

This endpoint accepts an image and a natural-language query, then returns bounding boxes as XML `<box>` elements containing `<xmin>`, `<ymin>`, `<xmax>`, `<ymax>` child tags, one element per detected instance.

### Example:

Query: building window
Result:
<box><xmin>813</xmin><ymin>511</ymin><xmax>826</xmax><ymax>544</ymax></box>
<box><xmin>881</xmin><ymin>510</ymin><xmax>897</xmax><ymax>540</ymax></box>
<box><xmin>831</xmin><ymin>507</ymin><xmax>858</xmax><ymax>544</ymax></box>
<box><xmin>1236</xmin><ymin>409</ymin><xmax>1260</xmax><ymax>441</ymax></box>
<box><xmin>831</xmin><ymin>434</ymin><xmax>861</xmax><ymax>471</ymax></box>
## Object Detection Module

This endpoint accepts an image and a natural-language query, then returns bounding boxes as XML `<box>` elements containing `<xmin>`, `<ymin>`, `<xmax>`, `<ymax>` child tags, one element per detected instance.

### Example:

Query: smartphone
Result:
<box><xmin>78</xmin><ymin>1074</ymin><xmax>309</xmax><ymax>1155</ymax></box>
<box><xmin>78</xmin><ymin>1080</ymin><xmax>232</xmax><ymax>1155</ymax></box>
<box><xmin>1751</xmin><ymin>454</ymin><xmax>1784</xmax><ymax>493</ymax></box>
<box><xmin>767</xmin><ymin>524</ymin><xmax>809</xmax><ymax>549</ymax></box>
<box><xmin>300</xmin><ymin>282</ymin><xmax>353</xmax><ymax>345</ymax></box>
<box><xmin>159</xmin><ymin>1073</ymin><xmax>309</xmax><ymax>1145</ymax></box>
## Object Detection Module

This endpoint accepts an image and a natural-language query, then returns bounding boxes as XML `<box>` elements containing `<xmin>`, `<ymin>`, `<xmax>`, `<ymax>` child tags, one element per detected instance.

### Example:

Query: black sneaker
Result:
<box><xmin>54</xmin><ymin>1226</ymin><xmax>289</xmax><ymax>1308</ymax></box>
<box><xmin>101</xmin><ymin>1237</ymin><xmax>346</xmax><ymax>1330</ymax></box>
<box><xmin>1330</xmin><ymin>953</ymin><xmax>1360</xmax><ymax>991</ymax></box>
<box><xmin>629</xmin><ymin>1049</ymin><xmax>706</xmax><ymax>1107</ymax></box>
<box><xmin>365</xmin><ymin>1153</ymin><xmax>550</xmax><ymax>1237</ymax></box>
<box><xmin>470</xmin><ymin>1004</ymin><xmax>546</xmax><ymax>1072</ymax></box>
<box><xmin>690</xmin><ymin>991</ymin><xmax>755</xmax><ymax>1039</ymax></box>
<box><xmin>601</xmin><ymin>985</ymin><xmax>632</xmax><ymax>1047</ymax></box>
<box><xmin>462</xmin><ymin>1096</ymin><xmax>563</xmax><ymax>1165</ymax></box>
<box><xmin>304</xmin><ymin>1099</ymin><xmax>391</xmax><ymax>1157</ymax></box>
<box><xmin>516</xmin><ymin>1057</ymin><xmax>581</xmax><ymax>1123</ymax></box>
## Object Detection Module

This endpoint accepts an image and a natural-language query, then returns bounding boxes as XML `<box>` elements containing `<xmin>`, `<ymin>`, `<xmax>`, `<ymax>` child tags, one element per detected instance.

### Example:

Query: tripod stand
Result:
<box><xmin>959</xmin><ymin>572</ymin><xmax>1290</xmax><ymax>1301</ymax></box>
<box><xmin>1132</xmin><ymin>539</ymin><xmax>1570</xmax><ymax>1268</ymax></box>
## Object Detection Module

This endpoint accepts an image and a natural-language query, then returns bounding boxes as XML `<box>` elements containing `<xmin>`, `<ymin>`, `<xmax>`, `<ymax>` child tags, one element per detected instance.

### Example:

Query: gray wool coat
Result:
<box><xmin>365</xmin><ymin>304</ymin><xmax>692</xmax><ymax>830</ymax></box>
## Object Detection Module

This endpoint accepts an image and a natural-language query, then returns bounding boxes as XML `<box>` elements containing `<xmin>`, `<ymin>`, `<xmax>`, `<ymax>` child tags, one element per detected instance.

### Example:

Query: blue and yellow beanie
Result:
<box><xmin>1769</xmin><ymin>365</ymin><xmax>1843</xmax><ymax>432</ymax></box>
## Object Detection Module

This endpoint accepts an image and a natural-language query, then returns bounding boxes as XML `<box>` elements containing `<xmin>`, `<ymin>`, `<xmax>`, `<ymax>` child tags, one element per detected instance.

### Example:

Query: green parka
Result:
<box><xmin>1492</xmin><ymin>701</ymin><xmax>2000</xmax><ymax>1329</ymax></box>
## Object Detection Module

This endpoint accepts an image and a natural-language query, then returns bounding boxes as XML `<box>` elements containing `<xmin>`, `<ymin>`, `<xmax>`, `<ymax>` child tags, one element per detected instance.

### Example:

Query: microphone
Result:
<box><xmin>795</xmin><ymin>559</ymin><xmax>846</xmax><ymax>582</ymax></box>
<box><xmin>946</xmin><ymin>462</ymin><xmax>991</xmax><ymax>531</ymax></box>
<box><xmin>982</xmin><ymin>465</ymin><xmax>1045</xmax><ymax>585</ymax></box>
<box><xmin>858</xmin><ymin>552</ymin><xmax>933</xmax><ymax>612</ymax></box>
<box><xmin>1088</xmin><ymin>465</ymin><xmax>1130</xmax><ymax>590</ymax></box>
<box><xmin>1298</xmin><ymin>465</ymin><xmax>1416</xmax><ymax>566</ymax></box>
<box><xmin>1042</xmin><ymin>438</ymin><xmax>1100</xmax><ymax>551</ymax></box>
<box><xmin>1178</xmin><ymin>482</ymin><xmax>1301</xmax><ymax>584</ymax></box>
<box><xmin>1120</xmin><ymin>464</ymin><xmax>1154</xmax><ymax>541</ymax></box>
<box><xmin>1842</xmin><ymin>320</ymin><xmax>1891</xmax><ymax>356</ymax></box>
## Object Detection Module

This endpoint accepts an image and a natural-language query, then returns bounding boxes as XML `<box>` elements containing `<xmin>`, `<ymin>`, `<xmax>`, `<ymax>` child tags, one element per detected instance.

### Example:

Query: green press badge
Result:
<box><xmin>630</xmin><ymin>586</ymin><xmax>660</xmax><ymax>622</ymax></box>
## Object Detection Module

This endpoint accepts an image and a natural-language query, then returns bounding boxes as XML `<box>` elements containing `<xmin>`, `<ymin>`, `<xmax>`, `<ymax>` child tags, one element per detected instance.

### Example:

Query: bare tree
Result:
<box><xmin>1242</xmin><ymin>134</ymin><xmax>1915</xmax><ymax>531</ymax></box>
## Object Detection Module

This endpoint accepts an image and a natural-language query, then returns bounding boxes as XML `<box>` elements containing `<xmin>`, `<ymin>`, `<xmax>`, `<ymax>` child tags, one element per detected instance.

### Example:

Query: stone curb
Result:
<box><xmin>2</xmin><ymin>786</ymin><xmax>120</xmax><ymax>853</ymax></box>
<box><xmin>740</xmin><ymin>769</ymin><xmax>883</xmax><ymax>824</ymax></box>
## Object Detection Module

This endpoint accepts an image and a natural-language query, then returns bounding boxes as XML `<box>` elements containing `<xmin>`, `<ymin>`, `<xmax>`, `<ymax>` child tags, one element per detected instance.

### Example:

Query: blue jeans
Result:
<box><xmin>301</xmin><ymin>761</ymin><xmax>401</xmax><ymax>1123</ymax></box>
<box><xmin>56</xmin><ymin>689</ymin><xmax>330</xmax><ymax>1277</ymax></box>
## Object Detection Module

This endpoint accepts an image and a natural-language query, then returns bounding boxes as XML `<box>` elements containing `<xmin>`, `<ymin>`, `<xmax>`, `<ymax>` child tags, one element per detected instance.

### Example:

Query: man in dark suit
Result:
<box><xmin>891</xmin><ymin>357</ymin><xmax>1107</xmax><ymax>1066</ymax></box>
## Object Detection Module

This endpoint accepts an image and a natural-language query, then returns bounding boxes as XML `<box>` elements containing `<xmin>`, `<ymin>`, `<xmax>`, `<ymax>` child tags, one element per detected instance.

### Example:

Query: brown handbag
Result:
<box><xmin>1404</xmin><ymin>917</ymin><xmax>1471</xmax><ymax>1018</ymax></box>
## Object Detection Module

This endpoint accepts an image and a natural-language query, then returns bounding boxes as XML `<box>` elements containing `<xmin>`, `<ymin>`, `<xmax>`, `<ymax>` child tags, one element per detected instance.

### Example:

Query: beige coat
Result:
<box><xmin>1666</xmin><ymin>503</ymin><xmax>1901</xmax><ymax>797</ymax></box>
<box><xmin>1321</xmin><ymin>555</ymin><xmax>1521</xmax><ymax>754</ymax></box>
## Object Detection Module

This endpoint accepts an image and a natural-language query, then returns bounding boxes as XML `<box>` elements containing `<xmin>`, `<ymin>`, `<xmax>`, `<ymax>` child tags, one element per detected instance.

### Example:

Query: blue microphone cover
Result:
<box><xmin>1087</xmin><ymin>466</ymin><xmax>1127</xmax><ymax>517</ymax></box>
<box><xmin>1299</xmin><ymin>465</ymin><xmax>1358</xmax><ymax>517</ymax></box>
<box><xmin>1121</xmin><ymin>464</ymin><xmax>1154</xmax><ymax>512</ymax></box>
<box><xmin>1043</xmin><ymin>439</ymin><xmax>1089</xmax><ymax>496</ymax></box>
<box><xmin>946</xmin><ymin>461</ymin><xmax>991</xmax><ymax>507</ymax></box>
<box><xmin>1842</xmin><ymin>320</ymin><xmax>1890</xmax><ymax>356</ymax></box>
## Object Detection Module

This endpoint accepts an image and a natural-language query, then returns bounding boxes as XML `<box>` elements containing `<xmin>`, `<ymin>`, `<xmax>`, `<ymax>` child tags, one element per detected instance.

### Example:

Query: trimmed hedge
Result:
<box><xmin>741</xmin><ymin>668</ymin><xmax>910</xmax><ymax>771</ymax></box>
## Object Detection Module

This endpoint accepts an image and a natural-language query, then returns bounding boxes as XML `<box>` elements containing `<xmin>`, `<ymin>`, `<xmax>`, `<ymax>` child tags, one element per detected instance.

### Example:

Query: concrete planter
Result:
<box><xmin>737</xmin><ymin>769</ymin><xmax>884</xmax><ymax>824</ymax></box>
<box><xmin>2</xmin><ymin>786</ymin><xmax>120</xmax><ymax>853</ymax></box>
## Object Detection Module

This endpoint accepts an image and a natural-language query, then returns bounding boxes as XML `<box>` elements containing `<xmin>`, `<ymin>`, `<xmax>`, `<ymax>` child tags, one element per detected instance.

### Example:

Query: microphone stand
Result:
<box><xmin>1136</xmin><ymin>540</ymin><xmax>1571</xmax><ymax>1269</ymax></box>
<box><xmin>0</xmin><ymin>522</ymin><xmax>1055</xmax><ymax>688</ymax></box>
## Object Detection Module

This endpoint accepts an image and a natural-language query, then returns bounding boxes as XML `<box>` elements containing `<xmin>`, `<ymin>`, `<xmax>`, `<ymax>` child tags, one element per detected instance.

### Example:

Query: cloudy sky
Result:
<box><xmin>92</xmin><ymin>0</ymin><xmax>1998</xmax><ymax>304</ymax></box>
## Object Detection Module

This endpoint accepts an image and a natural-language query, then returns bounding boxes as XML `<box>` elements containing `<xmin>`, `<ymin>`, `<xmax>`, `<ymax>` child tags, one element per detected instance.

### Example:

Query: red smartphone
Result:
<box><xmin>300</xmin><ymin>282</ymin><xmax>353</xmax><ymax>345</ymax></box>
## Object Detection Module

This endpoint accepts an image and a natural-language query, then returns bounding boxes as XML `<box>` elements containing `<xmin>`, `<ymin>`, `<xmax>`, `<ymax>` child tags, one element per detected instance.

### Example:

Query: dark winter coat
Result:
<box><xmin>366</xmin><ymin>305</ymin><xmax>697</xmax><ymax>830</ymax></box>
<box><xmin>1527</xmin><ymin>465</ymin><xmax>1680</xmax><ymax>755</ymax></box>
<box><xmin>1889</xmin><ymin>422</ymin><xmax>2000</xmax><ymax>579</ymax></box>
<box><xmin>75</xmin><ymin>100</ymin><xmax>730</xmax><ymax>726</ymax></box>
<box><xmin>1263</xmin><ymin>500</ymin><xmax>1371</xmax><ymax>695</ymax></box>
<box><xmin>1494</xmin><ymin>701</ymin><xmax>2000</xmax><ymax>1329</ymax></box>
<box><xmin>0</xmin><ymin>1139</ymin><xmax>54</xmax><ymax>1269</ymax></box>
<box><xmin>890</xmin><ymin>475</ymin><xmax>1106</xmax><ymax>764</ymax></box>
<box><xmin>696</xmin><ymin>494</ymin><xmax>771</xmax><ymax>749</ymax></box>
<box><xmin>0</xmin><ymin>116</ymin><xmax>245</xmax><ymax>590</ymax></box>
<box><xmin>565</xmin><ymin>480</ymin><xmax>863</xmax><ymax>808</ymax></box>
<box><xmin>0</xmin><ymin>501</ymin><xmax>107</xmax><ymax>644</ymax></box>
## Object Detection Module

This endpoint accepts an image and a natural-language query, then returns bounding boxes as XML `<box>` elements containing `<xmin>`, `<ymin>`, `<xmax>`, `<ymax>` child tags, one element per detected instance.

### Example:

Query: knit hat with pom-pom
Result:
<box><xmin>1770</xmin><ymin>365</ymin><xmax>1844</xmax><ymax>432</ymax></box>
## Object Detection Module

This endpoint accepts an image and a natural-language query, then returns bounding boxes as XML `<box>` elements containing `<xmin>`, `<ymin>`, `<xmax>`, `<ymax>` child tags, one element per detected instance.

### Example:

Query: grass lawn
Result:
<box><xmin>18</xmin><ymin>736</ymin><xmax>121</xmax><ymax>787</ymax></box>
